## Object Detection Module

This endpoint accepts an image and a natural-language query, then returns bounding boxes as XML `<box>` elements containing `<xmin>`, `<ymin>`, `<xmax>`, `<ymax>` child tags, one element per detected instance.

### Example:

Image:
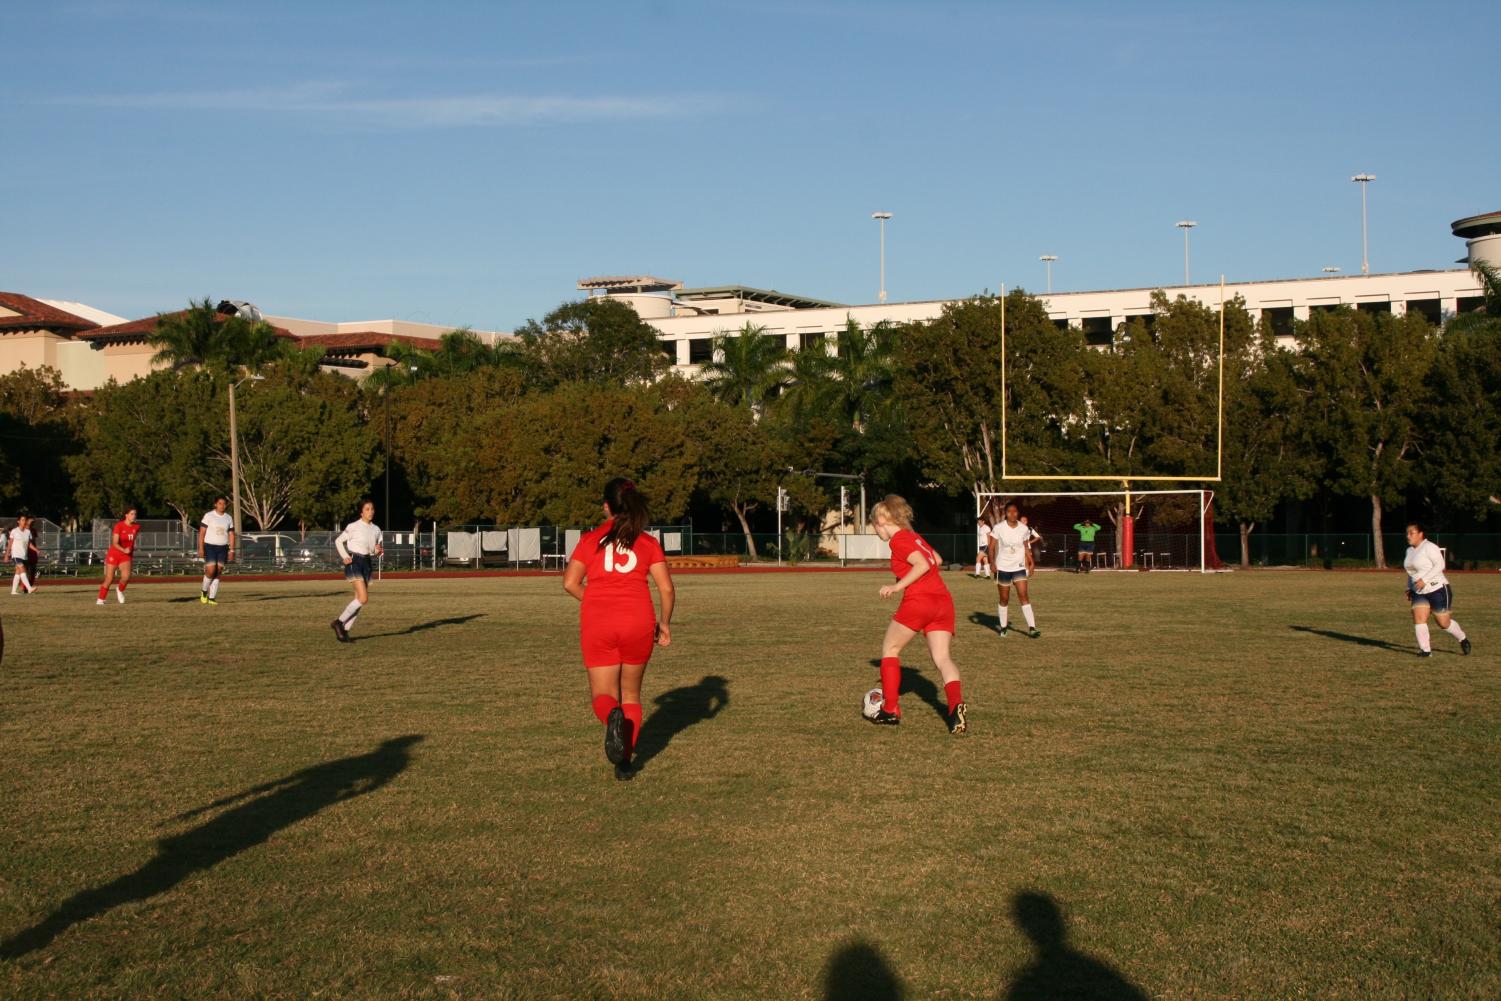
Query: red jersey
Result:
<box><xmin>113</xmin><ymin>521</ymin><xmax>141</xmax><ymax>555</ymax></box>
<box><xmin>570</xmin><ymin>521</ymin><xmax>666</xmax><ymax>618</ymax></box>
<box><xmin>889</xmin><ymin>528</ymin><xmax>949</xmax><ymax>600</ymax></box>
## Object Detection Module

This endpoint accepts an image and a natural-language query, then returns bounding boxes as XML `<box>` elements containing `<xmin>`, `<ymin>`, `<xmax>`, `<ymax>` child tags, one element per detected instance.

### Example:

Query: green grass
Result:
<box><xmin>2</xmin><ymin>570</ymin><xmax>1498</xmax><ymax>1000</ymax></box>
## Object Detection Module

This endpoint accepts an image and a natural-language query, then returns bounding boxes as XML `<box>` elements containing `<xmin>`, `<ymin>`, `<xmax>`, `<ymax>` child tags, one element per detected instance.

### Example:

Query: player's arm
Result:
<box><xmin>227</xmin><ymin>525</ymin><xmax>235</xmax><ymax>561</ymax></box>
<box><xmin>880</xmin><ymin>550</ymin><xmax>930</xmax><ymax>599</ymax></box>
<box><xmin>562</xmin><ymin>559</ymin><xmax>586</xmax><ymax>601</ymax></box>
<box><xmin>334</xmin><ymin>528</ymin><xmax>352</xmax><ymax>564</ymax></box>
<box><xmin>111</xmin><ymin>529</ymin><xmax>122</xmax><ymax>555</ymax></box>
<box><xmin>649</xmin><ymin>561</ymin><xmax>674</xmax><ymax>646</ymax></box>
<box><xmin>374</xmin><ymin>529</ymin><xmax>384</xmax><ymax>557</ymax></box>
<box><xmin>197</xmin><ymin>523</ymin><xmax>207</xmax><ymax>559</ymax></box>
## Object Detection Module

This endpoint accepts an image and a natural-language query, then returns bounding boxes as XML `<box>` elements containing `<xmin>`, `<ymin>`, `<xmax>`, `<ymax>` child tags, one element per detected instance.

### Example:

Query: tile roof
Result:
<box><xmin>79</xmin><ymin>311</ymin><xmax>297</xmax><ymax>344</ymax></box>
<box><xmin>0</xmin><ymin>292</ymin><xmax>101</xmax><ymax>333</ymax></box>
<box><xmin>298</xmin><ymin>331</ymin><xmax>439</xmax><ymax>352</ymax></box>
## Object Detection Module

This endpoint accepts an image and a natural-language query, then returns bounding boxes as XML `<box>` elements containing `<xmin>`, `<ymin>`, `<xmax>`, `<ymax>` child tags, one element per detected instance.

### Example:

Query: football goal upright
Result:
<box><xmin>975</xmin><ymin>489</ymin><xmax>1221</xmax><ymax>572</ymax></box>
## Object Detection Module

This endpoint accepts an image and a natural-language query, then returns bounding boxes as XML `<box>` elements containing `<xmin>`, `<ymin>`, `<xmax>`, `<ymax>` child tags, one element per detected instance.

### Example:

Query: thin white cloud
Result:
<box><xmin>48</xmin><ymin>82</ymin><xmax>722</xmax><ymax>128</ymax></box>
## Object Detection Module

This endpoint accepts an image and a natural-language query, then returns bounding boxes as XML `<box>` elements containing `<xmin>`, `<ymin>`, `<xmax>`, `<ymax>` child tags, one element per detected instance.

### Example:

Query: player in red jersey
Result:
<box><xmin>868</xmin><ymin>494</ymin><xmax>967</xmax><ymax>733</ymax></box>
<box><xmin>97</xmin><ymin>506</ymin><xmax>140</xmax><ymax>605</ymax></box>
<box><xmin>562</xmin><ymin>478</ymin><xmax>675</xmax><ymax>781</ymax></box>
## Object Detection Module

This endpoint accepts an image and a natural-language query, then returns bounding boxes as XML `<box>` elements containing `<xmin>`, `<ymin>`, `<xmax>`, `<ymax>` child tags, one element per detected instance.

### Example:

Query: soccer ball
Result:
<box><xmin>861</xmin><ymin>687</ymin><xmax>884</xmax><ymax>720</ymax></box>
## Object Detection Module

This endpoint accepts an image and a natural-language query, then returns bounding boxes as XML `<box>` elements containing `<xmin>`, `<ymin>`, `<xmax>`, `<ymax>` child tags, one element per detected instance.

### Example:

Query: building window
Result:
<box><xmin>659</xmin><ymin>339</ymin><xmax>679</xmax><ymax>360</ymax></box>
<box><xmin>799</xmin><ymin>331</ymin><xmax>826</xmax><ymax>351</ymax></box>
<box><xmin>1356</xmin><ymin>301</ymin><xmax>1391</xmax><ymax>316</ymax></box>
<box><xmin>1081</xmin><ymin>316</ymin><xmax>1113</xmax><ymax>346</ymax></box>
<box><xmin>1456</xmin><ymin>296</ymin><xmax>1485</xmax><ymax>314</ymax></box>
<box><xmin>1053</xmin><ymin>318</ymin><xmax>1070</xmax><ymax>331</ymax></box>
<box><xmin>1262</xmin><ymin>306</ymin><xmax>1294</xmax><ymax>338</ymax></box>
<box><xmin>1405</xmin><ymin>299</ymin><xmax>1441</xmax><ymax>326</ymax></box>
<box><xmin>1309</xmin><ymin>303</ymin><xmax>1342</xmax><ymax>315</ymax></box>
<box><xmin>688</xmin><ymin>338</ymin><xmax>714</xmax><ymax>364</ymax></box>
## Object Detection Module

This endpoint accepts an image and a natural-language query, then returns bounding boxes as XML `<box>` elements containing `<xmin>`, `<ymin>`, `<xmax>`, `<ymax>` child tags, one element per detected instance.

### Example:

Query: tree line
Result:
<box><xmin>1</xmin><ymin>269</ymin><xmax>1497</xmax><ymax>566</ymax></box>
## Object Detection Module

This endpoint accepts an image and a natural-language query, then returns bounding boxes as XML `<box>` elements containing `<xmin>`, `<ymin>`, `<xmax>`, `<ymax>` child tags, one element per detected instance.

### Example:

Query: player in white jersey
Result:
<box><xmin>974</xmin><ymin>516</ymin><xmax>993</xmax><ymax>578</ymax></box>
<box><xmin>197</xmin><ymin>496</ymin><xmax>235</xmax><ymax>605</ymax></box>
<box><xmin>989</xmin><ymin>502</ymin><xmax>1040</xmax><ymax>638</ymax></box>
<box><xmin>331</xmin><ymin>499</ymin><xmax>383</xmax><ymax>643</ymax></box>
<box><xmin>1402</xmin><ymin>522</ymin><xmax>1471</xmax><ymax>658</ymax></box>
<box><xmin>9</xmin><ymin>515</ymin><xmax>38</xmax><ymax>595</ymax></box>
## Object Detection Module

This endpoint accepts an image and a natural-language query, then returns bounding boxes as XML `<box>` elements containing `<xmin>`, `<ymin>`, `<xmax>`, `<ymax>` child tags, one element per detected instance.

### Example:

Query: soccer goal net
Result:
<box><xmin>974</xmin><ymin>490</ymin><xmax>1222</xmax><ymax>572</ymax></box>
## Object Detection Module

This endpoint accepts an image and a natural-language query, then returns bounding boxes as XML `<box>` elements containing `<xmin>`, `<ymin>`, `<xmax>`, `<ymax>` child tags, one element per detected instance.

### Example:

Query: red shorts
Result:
<box><xmin>892</xmin><ymin>592</ymin><xmax>956</xmax><ymax>635</ymax></box>
<box><xmin>105</xmin><ymin>551</ymin><xmax>132</xmax><ymax>567</ymax></box>
<box><xmin>581</xmin><ymin>617</ymin><xmax>655</xmax><ymax>669</ymax></box>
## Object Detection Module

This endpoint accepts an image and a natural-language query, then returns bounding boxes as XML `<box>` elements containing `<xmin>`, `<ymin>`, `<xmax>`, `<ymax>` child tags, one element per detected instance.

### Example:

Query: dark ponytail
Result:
<box><xmin>601</xmin><ymin>477</ymin><xmax>650</xmax><ymax>550</ymax></box>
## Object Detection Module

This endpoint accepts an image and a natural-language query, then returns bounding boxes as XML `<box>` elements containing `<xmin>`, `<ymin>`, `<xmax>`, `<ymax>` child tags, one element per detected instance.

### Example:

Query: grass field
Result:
<box><xmin>1</xmin><ymin>569</ymin><xmax>1497</xmax><ymax>1000</ymax></box>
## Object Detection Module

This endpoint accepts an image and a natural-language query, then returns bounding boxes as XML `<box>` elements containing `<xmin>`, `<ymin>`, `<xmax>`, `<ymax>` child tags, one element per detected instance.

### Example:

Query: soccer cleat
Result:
<box><xmin>331</xmin><ymin>619</ymin><xmax>348</xmax><ymax>643</ymax></box>
<box><xmin>116</xmin><ymin>588</ymin><xmax>125</xmax><ymax>604</ymax></box>
<box><xmin>949</xmin><ymin>702</ymin><xmax>968</xmax><ymax>735</ymax></box>
<box><xmin>200</xmin><ymin>593</ymin><xmax>208</xmax><ymax>604</ymax></box>
<box><xmin>1418</xmin><ymin>650</ymin><xmax>1432</xmax><ymax>658</ymax></box>
<box><xmin>604</xmin><ymin>707</ymin><xmax>627</xmax><ymax>765</ymax></box>
<box><xmin>1460</xmin><ymin>638</ymin><xmax>1471</xmax><ymax>656</ymax></box>
<box><xmin>869</xmin><ymin>708</ymin><xmax>901</xmax><ymax>726</ymax></box>
<box><xmin>997</xmin><ymin>625</ymin><xmax>1009</xmax><ymax>637</ymax></box>
<box><xmin>1026</xmin><ymin>627</ymin><xmax>1041</xmax><ymax>638</ymax></box>
<box><xmin>614</xmin><ymin>762</ymin><xmax>636</xmax><ymax>782</ymax></box>
<box><xmin>96</xmin><ymin>598</ymin><xmax>106</xmax><ymax>606</ymax></box>
<box><xmin>206</xmin><ymin>598</ymin><xmax>218</xmax><ymax>606</ymax></box>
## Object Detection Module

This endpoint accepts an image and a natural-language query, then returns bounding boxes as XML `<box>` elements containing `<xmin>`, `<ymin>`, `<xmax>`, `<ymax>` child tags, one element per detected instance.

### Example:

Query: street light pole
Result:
<box><xmin>1039</xmin><ymin>255</ymin><xmax>1058</xmax><ymax>294</ymax></box>
<box><xmin>1351</xmin><ymin>173</ymin><xmax>1375</xmax><ymax>275</ymax></box>
<box><xmin>872</xmin><ymin>211</ymin><xmax>893</xmax><ymax>303</ymax></box>
<box><xmin>1176</xmin><ymin>221</ymin><xmax>1197</xmax><ymax>286</ymax></box>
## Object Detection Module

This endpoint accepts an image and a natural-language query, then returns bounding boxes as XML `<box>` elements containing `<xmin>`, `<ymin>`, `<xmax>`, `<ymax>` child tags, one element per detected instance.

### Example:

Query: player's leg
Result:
<box><xmin>1411</xmin><ymin>601</ymin><xmax>1432</xmax><ymax>656</ymax></box>
<box><xmin>994</xmin><ymin>578</ymin><xmax>1012</xmax><ymax>633</ymax></box>
<box><xmin>617</xmin><ymin>660</ymin><xmax>649</xmax><ymax>773</ymax></box>
<box><xmin>923</xmin><ymin>629</ymin><xmax>966</xmax><ymax>733</ymax></box>
<box><xmin>98</xmin><ymin>561</ymin><xmax>115</xmax><ymax>603</ymax></box>
<box><xmin>115</xmin><ymin>561</ymin><xmax>131</xmax><ymax>602</ymax></box>
<box><xmin>1014</xmin><ymin>578</ymin><xmax>1038</xmax><ymax>636</ymax></box>
<box><xmin>201</xmin><ymin>558</ymin><xmax>215</xmax><ymax>603</ymax></box>
<box><xmin>1431</xmin><ymin>590</ymin><xmax>1470</xmax><ymax>654</ymax></box>
<box><xmin>207</xmin><ymin>556</ymin><xmax>223</xmax><ymax>602</ymax></box>
<box><xmin>875</xmin><ymin>617</ymin><xmax>919</xmax><ymax>720</ymax></box>
<box><xmin>333</xmin><ymin>576</ymin><xmax>368</xmax><ymax>640</ymax></box>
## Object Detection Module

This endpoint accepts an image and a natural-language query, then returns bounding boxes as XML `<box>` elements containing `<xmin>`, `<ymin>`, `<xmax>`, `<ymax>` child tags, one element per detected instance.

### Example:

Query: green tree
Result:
<box><xmin>0</xmin><ymin>365</ymin><xmax>81</xmax><ymax>517</ymax></box>
<box><xmin>1420</xmin><ymin>308</ymin><xmax>1501</xmax><ymax>523</ymax></box>
<box><xmin>514</xmin><ymin>298</ymin><xmax>671</xmax><ymax>389</ymax></box>
<box><xmin>700</xmin><ymin>322</ymin><xmax>789</xmax><ymax>414</ymax></box>
<box><xmin>1296</xmin><ymin>307</ymin><xmax>1436</xmax><ymax>568</ymax></box>
<box><xmin>148</xmin><ymin>299</ymin><xmax>301</xmax><ymax>373</ymax></box>
<box><xmin>363</xmin><ymin>329</ymin><xmax>522</xmax><ymax>390</ymax></box>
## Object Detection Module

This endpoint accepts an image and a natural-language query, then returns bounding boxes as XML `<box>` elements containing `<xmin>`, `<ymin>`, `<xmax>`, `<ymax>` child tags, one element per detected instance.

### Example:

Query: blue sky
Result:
<box><xmin>5</xmin><ymin>0</ymin><xmax>1496</xmax><ymax>329</ymax></box>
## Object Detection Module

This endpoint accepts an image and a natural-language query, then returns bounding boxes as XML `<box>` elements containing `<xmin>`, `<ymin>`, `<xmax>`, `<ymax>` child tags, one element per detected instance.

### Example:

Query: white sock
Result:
<box><xmin>998</xmin><ymin>604</ymin><xmax>1008</xmax><ymax>629</ymax></box>
<box><xmin>340</xmin><ymin>598</ymin><xmax>363</xmax><ymax>625</ymax></box>
<box><xmin>10</xmin><ymin>576</ymin><xmax>17</xmax><ymax>594</ymax></box>
<box><xmin>1415</xmin><ymin>623</ymin><xmax>1431</xmax><ymax>652</ymax></box>
<box><xmin>201</xmin><ymin>575</ymin><xmax>212</xmax><ymax>593</ymax></box>
<box><xmin>974</xmin><ymin>561</ymin><xmax>981</xmax><ymax>575</ymax></box>
<box><xmin>1022</xmin><ymin>603</ymin><xmax>1036</xmax><ymax>628</ymax></box>
<box><xmin>209</xmin><ymin>578</ymin><xmax>220</xmax><ymax>599</ymax></box>
<box><xmin>1445</xmin><ymin>620</ymin><xmax>1467</xmax><ymax>642</ymax></box>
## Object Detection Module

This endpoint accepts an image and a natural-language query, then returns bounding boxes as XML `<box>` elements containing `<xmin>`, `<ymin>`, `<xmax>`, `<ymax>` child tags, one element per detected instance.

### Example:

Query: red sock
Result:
<box><xmin>98</xmin><ymin>583</ymin><xmax>108</xmax><ymax>600</ymax></box>
<box><xmin>591</xmin><ymin>694</ymin><xmax>618</xmax><ymax>724</ymax></box>
<box><xmin>622</xmin><ymin>702</ymin><xmax>643</xmax><ymax>757</ymax></box>
<box><xmin>117</xmin><ymin>580</ymin><xmax>128</xmax><ymax>592</ymax></box>
<box><xmin>945</xmin><ymin>680</ymin><xmax>964</xmax><ymax>715</ymax></box>
<box><xmin>880</xmin><ymin>657</ymin><xmax>902</xmax><ymax>715</ymax></box>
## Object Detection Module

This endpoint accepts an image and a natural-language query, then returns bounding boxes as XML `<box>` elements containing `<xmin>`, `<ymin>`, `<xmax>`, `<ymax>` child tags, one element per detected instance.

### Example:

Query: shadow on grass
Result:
<box><xmin>968</xmin><ymin>611</ymin><xmax>1002</xmax><ymax>632</ymax></box>
<box><xmin>165</xmin><ymin>590</ymin><xmax>345</xmax><ymax>604</ymax></box>
<box><xmin>0</xmin><ymin>735</ymin><xmax>424</xmax><ymax>959</ymax></box>
<box><xmin>355</xmin><ymin>614</ymin><xmax>484</xmax><ymax>640</ymax></box>
<box><xmin>632</xmin><ymin>675</ymin><xmax>729</xmax><ymax>770</ymax></box>
<box><xmin>1005</xmin><ymin>890</ymin><xmax>1148</xmax><ymax>1001</ymax></box>
<box><xmin>824</xmin><ymin>940</ymin><xmax>903</xmax><ymax>1000</ymax></box>
<box><xmin>865</xmin><ymin>661</ymin><xmax>948</xmax><ymax>724</ymax></box>
<box><xmin>1289</xmin><ymin>624</ymin><xmax>1413</xmax><ymax>654</ymax></box>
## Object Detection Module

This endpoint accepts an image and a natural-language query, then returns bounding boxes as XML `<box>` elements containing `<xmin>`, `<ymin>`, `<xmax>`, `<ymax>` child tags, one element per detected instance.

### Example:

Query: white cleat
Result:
<box><xmin>116</xmin><ymin>589</ymin><xmax>125</xmax><ymax>604</ymax></box>
<box><xmin>96</xmin><ymin>598</ymin><xmax>106</xmax><ymax>605</ymax></box>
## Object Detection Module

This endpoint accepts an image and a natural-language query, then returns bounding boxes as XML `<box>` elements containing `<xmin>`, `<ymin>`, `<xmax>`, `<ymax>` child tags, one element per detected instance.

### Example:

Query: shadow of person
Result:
<box><xmin>1289</xmin><ymin>624</ymin><xmax>1412</xmax><ymax>654</ymax></box>
<box><xmin>823</xmin><ymin>940</ymin><xmax>904</xmax><ymax>1001</ymax></box>
<box><xmin>865</xmin><ymin>660</ymin><xmax>948</xmax><ymax>724</ymax></box>
<box><xmin>355</xmin><ymin>614</ymin><xmax>484</xmax><ymax>640</ymax></box>
<box><xmin>969</xmin><ymin>610</ymin><xmax>1002</xmax><ymax>632</ymax></box>
<box><xmin>1004</xmin><ymin>891</ymin><xmax>1148</xmax><ymax>1001</ymax></box>
<box><xmin>631</xmin><ymin>675</ymin><xmax>728</xmax><ymax>770</ymax></box>
<box><xmin>0</xmin><ymin>735</ymin><xmax>425</xmax><ymax>959</ymax></box>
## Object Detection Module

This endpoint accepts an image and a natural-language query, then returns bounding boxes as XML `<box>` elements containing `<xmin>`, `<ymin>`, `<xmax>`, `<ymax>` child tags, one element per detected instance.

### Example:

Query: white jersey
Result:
<box><xmin>1403</xmin><ymin>540</ymin><xmax>1449</xmax><ymax>595</ymax></box>
<box><xmin>336</xmin><ymin>519</ymin><xmax>383</xmax><ymax>558</ymax></box>
<box><xmin>200</xmin><ymin>510</ymin><xmax>234</xmax><ymax>546</ymax></box>
<box><xmin>976</xmin><ymin>524</ymin><xmax>992</xmax><ymax>551</ymax></box>
<box><xmin>991</xmin><ymin>520</ymin><xmax>1035</xmax><ymax>572</ymax></box>
<box><xmin>9</xmin><ymin>527</ymin><xmax>32</xmax><ymax>560</ymax></box>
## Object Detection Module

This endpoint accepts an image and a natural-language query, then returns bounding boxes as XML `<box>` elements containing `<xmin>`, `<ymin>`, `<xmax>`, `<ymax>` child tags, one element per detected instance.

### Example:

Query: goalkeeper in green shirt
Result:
<box><xmin>1073</xmin><ymin>519</ymin><xmax>1101</xmax><ymax>573</ymax></box>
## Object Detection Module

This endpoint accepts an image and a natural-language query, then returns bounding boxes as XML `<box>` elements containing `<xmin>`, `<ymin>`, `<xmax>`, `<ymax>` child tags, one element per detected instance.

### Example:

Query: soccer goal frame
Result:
<box><xmin>997</xmin><ymin>278</ymin><xmax>1228</xmax><ymax>483</ymax></box>
<box><xmin>975</xmin><ymin>488</ymin><xmax>1218</xmax><ymax>573</ymax></box>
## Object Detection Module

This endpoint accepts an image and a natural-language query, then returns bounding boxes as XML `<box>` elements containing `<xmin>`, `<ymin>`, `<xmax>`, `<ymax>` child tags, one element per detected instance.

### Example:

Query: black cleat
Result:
<box><xmin>1418</xmin><ymin>650</ymin><xmax>1432</xmax><ymax>658</ymax></box>
<box><xmin>614</xmin><ymin>761</ymin><xmax>636</xmax><ymax>781</ymax></box>
<box><xmin>1026</xmin><ymin>627</ymin><xmax>1041</xmax><ymax>638</ymax></box>
<box><xmin>331</xmin><ymin>619</ymin><xmax>348</xmax><ymax>643</ymax></box>
<box><xmin>869</xmin><ymin>708</ymin><xmax>902</xmax><ymax>726</ymax></box>
<box><xmin>604</xmin><ymin>707</ymin><xmax>627</xmax><ymax>764</ymax></box>
<box><xmin>1460</xmin><ymin>638</ymin><xmax>1471</xmax><ymax>656</ymax></box>
<box><xmin>997</xmin><ymin>625</ymin><xmax>1009</xmax><ymax>637</ymax></box>
<box><xmin>949</xmin><ymin>702</ymin><xmax>968</xmax><ymax>734</ymax></box>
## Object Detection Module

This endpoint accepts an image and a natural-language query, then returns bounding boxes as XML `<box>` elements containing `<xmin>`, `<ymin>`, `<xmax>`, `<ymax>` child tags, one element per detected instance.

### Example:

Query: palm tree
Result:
<box><xmin>828</xmin><ymin>316</ymin><xmax>898</xmax><ymax>430</ymax></box>
<box><xmin>699</xmin><ymin>323</ymin><xmax>790</xmax><ymax>415</ymax></box>
<box><xmin>149</xmin><ymin>298</ymin><xmax>298</xmax><ymax>373</ymax></box>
